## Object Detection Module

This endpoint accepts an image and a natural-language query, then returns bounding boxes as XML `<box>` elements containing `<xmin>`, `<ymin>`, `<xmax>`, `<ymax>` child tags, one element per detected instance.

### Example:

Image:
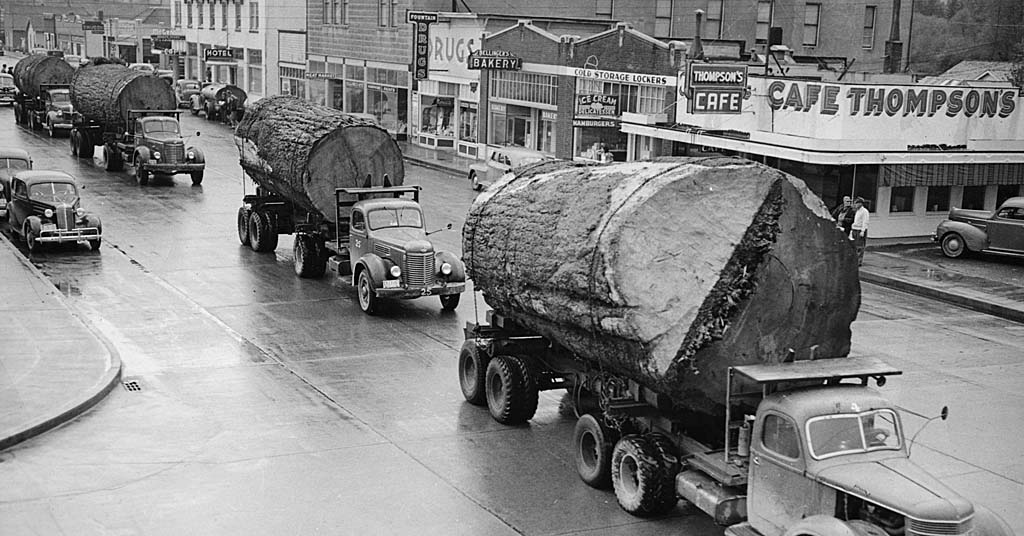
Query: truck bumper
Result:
<box><xmin>145</xmin><ymin>162</ymin><xmax>205</xmax><ymax>174</ymax></box>
<box><xmin>375</xmin><ymin>282</ymin><xmax>465</xmax><ymax>299</ymax></box>
<box><xmin>35</xmin><ymin>226</ymin><xmax>101</xmax><ymax>244</ymax></box>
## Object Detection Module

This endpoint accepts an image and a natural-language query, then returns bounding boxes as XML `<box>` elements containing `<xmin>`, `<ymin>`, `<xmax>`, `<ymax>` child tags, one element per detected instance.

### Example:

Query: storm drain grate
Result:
<box><xmin>122</xmin><ymin>380</ymin><xmax>142</xmax><ymax>392</ymax></box>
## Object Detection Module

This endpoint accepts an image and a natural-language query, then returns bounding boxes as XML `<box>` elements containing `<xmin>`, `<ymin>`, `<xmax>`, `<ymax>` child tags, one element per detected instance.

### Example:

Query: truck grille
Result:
<box><xmin>907</xmin><ymin>518</ymin><xmax>972</xmax><ymax>536</ymax></box>
<box><xmin>56</xmin><ymin>205</ymin><xmax>75</xmax><ymax>230</ymax></box>
<box><xmin>404</xmin><ymin>252</ymin><xmax>434</xmax><ymax>287</ymax></box>
<box><xmin>163</xmin><ymin>144</ymin><xmax>185</xmax><ymax>164</ymax></box>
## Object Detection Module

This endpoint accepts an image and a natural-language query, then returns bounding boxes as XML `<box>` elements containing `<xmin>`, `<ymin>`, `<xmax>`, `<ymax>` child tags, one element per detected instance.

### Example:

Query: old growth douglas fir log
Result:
<box><xmin>463</xmin><ymin>157</ymin><xmax>861</xmax><ymax>418</ymax></box>
<box><xmin>69</xmin><ymin>63</ymin><xmax>176</xmax><ymax>131</ymax></box>
<box><xmin>234</xmin><ymin>95</ymin><xmax>405</xmax><ymax>222</ymax></box>
<box><xmin>12</xmin><ymin>54</ymin><xmax>74</xmax><ymax>98</ymax></box>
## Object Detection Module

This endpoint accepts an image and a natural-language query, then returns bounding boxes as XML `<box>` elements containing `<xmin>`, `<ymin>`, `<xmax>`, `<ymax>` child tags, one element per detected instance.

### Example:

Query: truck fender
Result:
<box><xmin>134</xmin><ymin>146</ymin><xmax>151</xmax><ymax>165</ymax></box>
<box><xmin>973</xmin><ymin>505</ymin><xmax>1015</xmax><ymax>536</ymax></box>
<box><xmin>936</xmin><ymin>220</ymin><xmax>987</xmax><ymax>252</ymax></box>
<box><xmin>434</xmin><ymin>251</ymin><xmax>465</xmax><ymax>282</ymax></box>
<box><xmin>354</xmin><ymin>254</ymin><xmax>387</xmax><ymax>288</ymax></box>
<box><xmin>782</xmin><ymin>515</ymin><xmax>864</xmax><ymax>536</ymax></box>
<box><xmin>186</xmin><ymin>146</ymin><xmax>206</xmax><ymax>163</ymax></box>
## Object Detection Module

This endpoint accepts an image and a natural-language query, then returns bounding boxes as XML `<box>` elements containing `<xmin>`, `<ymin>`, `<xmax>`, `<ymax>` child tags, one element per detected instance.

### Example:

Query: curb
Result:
<box><xmin>859</xmin><ymin>269</ymin><xmax>1024</xmax><ymax>324</ymax></box>
<box><xmin>403</xmin><ymin>156</ymin><xmax>462</xmax><ymax>177</ymax></box>
<box><xmin>0</xmin><ymin>234</ymin><xmax>123</xmax><ymax>452</ymax></box>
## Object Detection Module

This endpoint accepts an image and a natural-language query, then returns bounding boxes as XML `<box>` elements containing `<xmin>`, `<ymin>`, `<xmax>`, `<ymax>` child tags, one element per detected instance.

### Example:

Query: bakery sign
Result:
<box><xmin>576</xmin><ymin>94</ymin><xmax>619</xmax><ymax>117</ymax></box>
<box><xmin>767</xmin><ymin>80</ymin><xmax>1018</xmax><ymax>119</ymax></box>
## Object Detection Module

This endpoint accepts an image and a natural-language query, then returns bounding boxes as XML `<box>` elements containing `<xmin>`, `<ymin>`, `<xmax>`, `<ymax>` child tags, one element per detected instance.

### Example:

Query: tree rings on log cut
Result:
<box><xmin>233</xmin><ymin>95</ymin><xmax>405</xmax><ymax>222</ymax></box>
<box><xmin>463</xmin><ymin>157</ymin><xmax>861</xmax><ymax>422</ymax></box>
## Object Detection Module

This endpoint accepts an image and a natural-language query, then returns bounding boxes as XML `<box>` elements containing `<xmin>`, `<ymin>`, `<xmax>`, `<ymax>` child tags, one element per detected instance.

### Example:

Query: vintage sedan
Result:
<box><xmin>934</xmin><ymin>197</ymin><xmax>1024</xmax><ymax>258</ymax></box>
<box><xmin>0</xmin><ymin>147</ymin><xmax>32</xmax><ymax>217</ymax></box>
<box><xmin>0</xmin><ymin>73</ymin><xmax>16</xmax><ymax>106</ymax></box>
<box><xmin>467</xmin><ymin>146</ymin><xmax>552</xmax><ymax>191</ymax></box>
<box><xmin>7</xmin><ymin>170</ymin><xmax>102</xmax><ymax>252</ymax></box>
<box><xmin>173</xmin><ymin>79</ymin><xmax>201</xmax><ymax>109</ymax></box>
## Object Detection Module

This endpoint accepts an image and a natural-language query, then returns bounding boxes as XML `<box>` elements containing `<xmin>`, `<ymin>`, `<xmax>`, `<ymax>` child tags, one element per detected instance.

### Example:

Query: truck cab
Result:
<box><xmin>326</xmin><ymin>186</ymin><xmax>465</xmax><ymax>314</ymax></box>
<box><xmin>127</xmin><ymin>110</ymin><xmax>205</xmax><ymax>186</ymax></box>
<box><xmin>39</xmin><ymin>86</ymin><xmax>73</xmax><ymax>137</ymax></box>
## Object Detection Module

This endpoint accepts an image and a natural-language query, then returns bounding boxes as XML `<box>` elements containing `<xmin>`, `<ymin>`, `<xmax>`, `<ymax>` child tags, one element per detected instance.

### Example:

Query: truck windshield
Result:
<box><xmin>49</xmin><ymin>91</ymin><xmax>70</xmax><ymax>103</ymax></box>
<box><xmin>806</xmin><ymin>409</ymin><xmax>902</xmax><ymax>459</ymax></box>
<box><xmin>367</xmin><ymin>208</ymin><xmax>423</xmax><ymax>230</ymax></box>
<box><xmin>144</xmin><ymin>119</ymin><xmax>180</xmax><ymax>134</ymax></box>
<box><xmin>29</xmin><ymin>182</ymin><xmax>78</xmax><ymax>204</ymax></box>
<box><xmin>1</xmin><ymin>158</ymin><xmax>30</xmax><ymax>171</ymax></box>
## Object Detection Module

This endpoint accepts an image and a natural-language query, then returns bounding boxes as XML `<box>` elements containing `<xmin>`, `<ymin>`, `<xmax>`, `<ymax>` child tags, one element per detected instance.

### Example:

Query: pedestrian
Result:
<box><xmin>831</xmin><ymin>195</ymin><xmax>854</xmax><ymax>235</ymax></box>
<box><xmin>850</xmin><ymin>197</ymin><xmax>870</xmax><ymax>266</ymax></box>
<box><xmin>1</xmin><ymin>64</ymin><xmax>7</xmax><ymax>74</ymax></box>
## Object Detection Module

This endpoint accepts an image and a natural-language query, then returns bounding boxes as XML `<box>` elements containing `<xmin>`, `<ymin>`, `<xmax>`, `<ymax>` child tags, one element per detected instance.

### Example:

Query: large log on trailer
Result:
<box><xmin>463</xmin><ymin>157</ymin><xmax>861</xmax><ymax>422</ymax></box>
<box><xmin>12</xmin><ymin>54</ymin><xmax>74</xmax><ymax>98</ymax></box>
<box><xmin>234</xmin><ymin>95</ymin><xmax>405</xmax><ymax>222</ymax></box>
<box><xmin>69</xmin><ymin>63</ymin><xmax>176</xmax><ymax>130</ymax></box>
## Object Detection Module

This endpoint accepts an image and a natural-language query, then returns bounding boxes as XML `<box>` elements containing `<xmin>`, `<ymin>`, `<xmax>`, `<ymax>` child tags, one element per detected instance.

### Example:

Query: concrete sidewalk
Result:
<box><xmin>400</xmin><ymin>142</ymin><xmax>1024</xmax><ymax>324</ymax></box>
<box><xmin>0</xmin><ymin>234</ymin><xmax>121</xmax><ymax>451</ymax></box>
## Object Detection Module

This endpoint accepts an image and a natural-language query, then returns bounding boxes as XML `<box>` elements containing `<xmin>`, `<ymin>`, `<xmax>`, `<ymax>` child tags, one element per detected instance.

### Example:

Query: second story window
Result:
<box><xmin>197</xmin><ymin>2</ymin><xmax>203</xmax><ymax>28</ymax></box>
<box><xmin>863</xmin><ymin>6</ymin><xmax>877</xmax><ymax>49</ymax></box>
<box><xmin>756</xmin><ymin>0</ymin><xmax>772</xmax><ymax>43</ymax></box>
<box><xmin>378</xmin><ymin>0</ymin><xmax>396</xmax><ymax>28</ymax></box>
<box><xmin>222</xmin><ymin>2</ymin><xmax>228</xmax><ymax>30</ymax></box>
<box><xmin>654</xmin><ymin>0</ymin><xmax>672</xmax><ymax>37</ymax></box>
<box><xmin>596</xmin><ymin>0</ymin><xmax>612</xmax><ymax>18</ymax></box>
<box><xmin>209</xmin><ymin>2</ymin><xmax>216</xmax><ymax>29</ymax></box>
<box><xmin>705</xmin><ymin>0</ymin><xmax>723</xmax><ymax>39</ymax></box>
<box><xmin>187</xmin><ymin>3</ymin><xmax>193</xmax><ymax>28</ymax></box>
<box><xmin>235</xmin><ymin>2</ymin><xmax>241</xmax><ymax>31</ymax></box>
<box><xmin>803</xmin><ymin>3</ymin><xmax>820</xmax><ymax>47</ymax></box>
<box><xmin>174</xmin><ymin>1</ymin><xmax>182</xmax><ymax>27</ymax></box>
<box><xmin>250</xmin><ymin>1</ymin><xmax>260</xmax><ymax>31</ymax></box>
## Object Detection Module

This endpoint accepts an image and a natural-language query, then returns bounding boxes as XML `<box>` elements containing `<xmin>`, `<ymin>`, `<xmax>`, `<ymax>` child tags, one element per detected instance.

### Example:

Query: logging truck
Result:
<box><xmin>11</xmin><ymin>54</ymin><xmax>74</xmax><ymax>134</ymax></box>
<box><xmin>457</xmin><ymin>158</ymin><xmax>1014</xmax><ymax>536</ymax></box>
<box><xmin>69</xmin><ymin>63</ymin><xmax>205</xmax><ymax>186</ymax></box>
<box><xmin>234</xmin><ymin>95</ymin><xmax>466</xmax><ymax>314</ymax></box>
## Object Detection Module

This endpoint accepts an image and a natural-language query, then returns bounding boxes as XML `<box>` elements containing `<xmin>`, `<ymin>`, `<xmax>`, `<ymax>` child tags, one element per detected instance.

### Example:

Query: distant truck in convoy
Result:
<box><xmin>458</xmin><ymin>158</ymin><xmax>1014</xmax><ymax>536</ymax></box>
<box><xmin>233</xmin><ymin>95</ymin><xmax>465</xmax><ymax>314</ymax></box>
<box><xmin>68</xmin><ymin>62</ymin><xmax>205</xmax><ymax>186</ymax></box>
<box><xmin>11</xmin><ymin>54</ymin><xmax>75</xmax><ymax>135</ymax></box>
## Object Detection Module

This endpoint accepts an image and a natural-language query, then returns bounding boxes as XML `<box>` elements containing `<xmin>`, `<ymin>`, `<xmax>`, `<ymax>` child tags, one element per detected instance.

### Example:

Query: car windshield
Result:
<box><xmin>1</xmin><ymin>158</ymin><xmax>30</xmax><ymax>171</ymax></box>
<box><xmin>806</xmin><ymin>409</ymin><xmax>902</xmax><ymax>459</ymax></box>
<box><xmin>367</xmin><ymin>207</ymin><xmax>423</xmax><ymax>230</ymax></box>
<box><xmin>29</xmin><ymin>182</ymin><xmax>78</xmax><ymax>204</ymax></box>
<box><xmin>144</xmin><ymin>119</ymin><xmax>180</xmax><ymax>134</ymax></box>
<box><xmin>183</xmin><ymin>82</ymin><xmax>199</xmax><ymax>90</ymax></box>
<box><xmin>49</xmin><ymin>91</ymin><xmax>70</xmax><ymax>103</ymax></box>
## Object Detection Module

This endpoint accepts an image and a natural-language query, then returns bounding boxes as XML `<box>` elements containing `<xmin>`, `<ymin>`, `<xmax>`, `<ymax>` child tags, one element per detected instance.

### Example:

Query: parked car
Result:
<box><xmin>0</xmin><ymin>73</ymin><xmax>15</xmax><ymax>106</ymax></box>
<box><xmin>0</xmin><ymin>147</ymin><xmax>32</xmax><ymax>217</ymax></box>
<box><xmin>63</xmin><ymin>54</ymin><xmax>84</xmax><ymax>68</ymax></box>
<box><xmin>173</xmin><ymin>79</ymin><xmax>201</xmax><ymax>108</ymax></box>
<box><xmin>935</xmin><ymin>196</ymin><xmax>1024</xmax><ymax>258</ymax></box>
<box><xmin>467</xmin><ymin>146</ymin><xmax>552</xmax><ymax>191</ymax></box>
<box><xmin>128</xmin><ymin>63</ymin><xmax>156</xmax><ymax>74</ymax></box>
<box><xmin>7</xmin><ymin>170</ymin><xmax>102</xmax><ymax>252</ymax></box>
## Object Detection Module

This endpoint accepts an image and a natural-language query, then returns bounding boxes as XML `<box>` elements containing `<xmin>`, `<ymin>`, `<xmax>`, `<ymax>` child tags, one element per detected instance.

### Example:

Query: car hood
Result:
<box><xmin>816</xmin><ymin>457</ymin><xmax>973</xmax><ymax>521</ymax></box>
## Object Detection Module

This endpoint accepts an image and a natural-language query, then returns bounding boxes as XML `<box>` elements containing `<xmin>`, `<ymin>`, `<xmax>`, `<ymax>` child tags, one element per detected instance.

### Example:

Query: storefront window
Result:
<box><xmin>490</xmin><ymin>106</ymin><xmax>507</xmax><ymax>146</ymax></box>
<box><xmin>575</xmin><ymin>128</ymin><xmax>626</xmax><ymax>162</ymax></box>
<box><xmin>962</xmin><ymin>185</ymin><xmax>986</xmax><ymax>210</ymax></box>
<box><xmin>345</xmin><ymin>81</ymin><xmax>364</xmax><ymax>113</ymax></box>
<box><xmin>309</xmin><ymin>80</ymin><xmax>327</xmax><ymax>106</ymax></box>
<box><xmin>890</xmin><ymin>186</ymin><xmax>915</xmax><ymax>213</ymax></box>
<box><xmin>329</xmin><ymin>80</ymin><xmax>344</xmax><ymax>110</ymax></box>
<box><xmin>420</xmin><ymin>95</ymin><xmax>454</xmax><ymax>137</ymax></box>
<box><xmin>460</xmin><ymin>104</ymin><xmax>478</xmax><ymax>143</ymax></box>
<box><xmin>996</xmin><ymin>185</ymin><xmax>1021</xmax><ymax>208</ymax></box>
<box><xmin>505</xmin><ymin>104</ymin><xmax>532</xmax><ymax>147</ymax></box>
<box><xmin>280</xmin><ymin>67</ymin><xmax>306</xmax><ymax>98</ymax></box>
<box><xmin>369</xmin><ymin>85</ymin><xmax>398</xmax><ymax>132</ymax></box>
<box><xmin>539</xmin><ymin>117</ymin><xmax>555</xmax><ymax>154</ymax></box>
<box><xmin>247</xmin><ymin>49</ymin><xmax>262</xmax><ymax>95</ymax></box>
<box><xmin>926</xmin><ymin>186</ymin><xmax>950</xmax><ymax>212</ymax></box>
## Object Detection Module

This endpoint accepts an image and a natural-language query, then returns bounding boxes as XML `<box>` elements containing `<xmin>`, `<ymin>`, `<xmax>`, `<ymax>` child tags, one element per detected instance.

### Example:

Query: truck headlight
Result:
<box><xmin>153</xmin><ymin>151</ymin><xmax>161</xmax><ymax>160</ymax></box>
<box><xmin>76</xmin><ymin>208</ymin><xmax>85</xmax><ymax>217</ymax></box>
<box><xmin>440</xmin><ymin>262</ymin><xmax>452</xmax><ymax>276</ymax></box>
<box><xmin>44</xmin><ymin>209</ymin><xmax>53</xmax><ymax>218</ymax></box>
<box><xmin>187</xmin><ymin>151</ymin><xmax>195</xmax><ymax>160</ymax></box>
<box><xmin>389</xmin><ymin>265</ymin><xmax>402</xmax><ymax>278</ymax></box>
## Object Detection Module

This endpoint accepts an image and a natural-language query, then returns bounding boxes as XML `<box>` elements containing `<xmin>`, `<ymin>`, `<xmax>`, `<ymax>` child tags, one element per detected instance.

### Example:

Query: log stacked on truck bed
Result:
<box><xmin>12</xmin><ymin>54</ymin><xmax>74</xmax><ymax>98</ymax></box>
<box><xmin>464</xmin><ymin>157</ymin><xmax>861</xmax><ymax>420</ymax></box>
<box><xmin>69</xmin><ymin>63</ymin><xmax>176</xmax><ymax>130</ymax></box>
<box><xmin>234</xmin><ymin>95</ymin><xmax>405</xmax><ymax>222</ymax></box>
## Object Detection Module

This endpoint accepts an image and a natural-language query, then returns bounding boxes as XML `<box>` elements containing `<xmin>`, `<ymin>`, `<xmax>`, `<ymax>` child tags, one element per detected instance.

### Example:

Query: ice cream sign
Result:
<box><xmin>767</xmin><ymin>80</ymin><xmax>1017</xmax><ymax>119</ymax></box>
<box><xmin>576</xmin><ymin>94</ymin><xmax>619</xmax><ymax>117</ymax></box>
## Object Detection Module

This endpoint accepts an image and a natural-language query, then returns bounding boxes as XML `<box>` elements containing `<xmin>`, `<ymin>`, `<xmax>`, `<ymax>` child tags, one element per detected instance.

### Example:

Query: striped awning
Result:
<box><xmin>880</xmin><ymin>163</ymin><xmax>1024</xmax><ymax>187</ymax></box>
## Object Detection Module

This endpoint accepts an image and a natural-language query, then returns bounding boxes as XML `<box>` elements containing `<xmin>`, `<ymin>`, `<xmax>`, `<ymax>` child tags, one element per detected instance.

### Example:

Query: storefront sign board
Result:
<box><xmin>468</xmin><ymin>50</ymin><xmax>521</xmax><ymax>71</ymax></box>
<box><xmin>576</xmin><ymin>94</ymin><xmax>619</xmax><ymax>117</ymax></box>
<box><xmin>691</xmin><ymin>88</ymin><xmax>744</xmax><ymax>114</ymax></box>
<box><xmin>204</xmin><ymin>48</ymin><xmax>234</xmax><ymax>62</ymax></box>
<box><xmin>573</xmin><ymin>119</ymin><xmax>619</xmax><ymax>128</ymax></box>
<box><xmin>572</xmin><ymin>68</ymin><xmax>671</xmax><ymax>87</ymax></box>
<box><xmin>429</xmin><ymin>19</ymin><xmax>485</xmax><ymax>79</ymax></box>
<box><xmin>408</xmin><ymin>12</ymin><xmax>438</xmax><ymax>81</ymax></box>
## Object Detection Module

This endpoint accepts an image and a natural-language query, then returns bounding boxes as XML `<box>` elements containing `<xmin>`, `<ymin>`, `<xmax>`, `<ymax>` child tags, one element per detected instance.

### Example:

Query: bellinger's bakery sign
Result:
<box><xmin>767</xmin><ymin>80</ymin><xmax>1017</xmax><ymax>119</ymax></box>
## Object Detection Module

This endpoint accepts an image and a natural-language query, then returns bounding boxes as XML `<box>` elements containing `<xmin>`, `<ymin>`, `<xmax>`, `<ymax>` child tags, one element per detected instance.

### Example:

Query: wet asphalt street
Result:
<box><xmin>0</xmin><ymin>107</ymin><xmax>1021</xmax><ymax>535</ymax></box>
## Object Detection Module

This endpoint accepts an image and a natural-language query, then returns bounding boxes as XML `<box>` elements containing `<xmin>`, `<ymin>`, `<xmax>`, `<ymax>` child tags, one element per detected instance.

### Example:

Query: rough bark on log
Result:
<box><xmin>463</xmin><ymin>157</ymin><xmax>861</xmax><ymax>422</ymax></box>
<box><xmin>234</xmin><ymin>95</ymin><xmax>405</xmax><ymax>222</ymax></box>
<box><xmin>70</xmin><ymin>64</ymin><xmax>176</xmax><ymax>130</ymax></box>
<box><xmin>12</xmin><ymin>54</ymin><xmax>74</xmax><ymax>98</ymax></box>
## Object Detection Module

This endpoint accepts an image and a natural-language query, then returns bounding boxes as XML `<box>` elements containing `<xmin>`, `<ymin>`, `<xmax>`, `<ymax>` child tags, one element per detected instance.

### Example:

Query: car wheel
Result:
<box><xmin>940</xmin><ymin>233</ymin><xmax>967</xmax><ymax>258</ymax></box>
<box><xmin>357</xmin><ymin>270</ymin><xmax>378</xmax><ymax>315</ymax></box>
<box><xmin>24</xmin><ymin>221</ymin><xmax>39</xmax><ymax>253</ymax></box>
<box><xmin>190</xmin><ymin>171</ymin><xmax>204</xmax><ymax>186</ymax></box>
<box><xmin>88</xmin><ymin>238</ymin><xmax>101</xmax><ymax>251</ymax></box>
<box><xmin>470</xmin><ymin>171</ymin><xmax>482</xmax><ymax>191</ymax></box>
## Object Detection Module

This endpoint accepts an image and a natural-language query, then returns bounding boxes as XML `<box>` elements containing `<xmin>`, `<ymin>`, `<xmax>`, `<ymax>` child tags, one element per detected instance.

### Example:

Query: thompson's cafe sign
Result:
<box><xmin>767</xmin><ymin>80</ymin><xmax>1017</xmax><ymax>119</ymax></box>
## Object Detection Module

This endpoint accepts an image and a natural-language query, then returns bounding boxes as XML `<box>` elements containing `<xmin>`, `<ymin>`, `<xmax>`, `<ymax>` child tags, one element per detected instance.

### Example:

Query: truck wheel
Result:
<box><xmin>71</xmin><ymin>131</ymin><xmax>79</xmax><ymax>156</ymax></box>
<box><xmin>236</xmin><ymin>207</ymin><xmax>251</xmax><ymax>246</ymax></box>
<box><xmin>191</xmin><ymin>171</ymin><xmax>204</xmax><ymax>186</ymax></box>
<box><xmin>135</xmin><ymin>159</ymin><xmax>150</xmax><ymax>185</ymax></box>
<box><xmin>294</xmin><ymin>234</ymin><xmax>327</xmax><ymax>278</ymax></box>
<box><xmin>611</xmin><ymin>435</ymin><xmax>673</xmax><ymax>517</ymax></box>
<box><xmin>940</xmin><ymin>232</ymin><xmax>967</xmax><ymax>258</ymax></box>
<box><xmin>205</xmin><ymin>104</ymin><xmax>215</xmax><ymax>120</ymax></box>
<box><xmin>357</xmin><ymin>270</ymin><xmax>379</xmax><ymax>315</ymax></box>
<box><xmin>440</xmin><ymin>293</ymin><xmax>460</xmax><ymax>311</ymax></box>
<box><xmin>458</xmin><ymin>340</ymin><xmax>490</xmax><ymax>406</ymax></box>
<box><xmin>574</xmin><ymin>413</ymin><xmax>619</xmax><ymax>489</ymax></box>
<box><xmin>104</xmin><ymin>147</ymin><xmax>123</xmax><ymax>172</ymax></box>
<box><xmin>88</xmin><ymin>238</ymin><xmax>102</xmax><ymax>251</ymax></box>
<box><xmin>646</xmin><ymin>433</ymin><xmax>680</xmax><ymax>513</ymax></box>
<box><xmin>485</xmin><ymin>355</ymin><xmax>538</xmax><ymax>425</ymax></box>
<box><xmin>79</xmin><ymin>137</ymin><xmax>94</xmax><ymax>158</ymax></box>
<box><xmin>248</xmin><ymin>210</ymin><xmax>278</xmax><ymax>253</ymax></box>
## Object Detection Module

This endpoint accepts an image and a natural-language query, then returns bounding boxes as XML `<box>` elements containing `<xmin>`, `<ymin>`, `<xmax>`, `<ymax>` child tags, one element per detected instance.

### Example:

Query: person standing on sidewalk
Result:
<box><xmin>832</xmin><ymin>195</ymin><xmax>855</xmax><ymax>235</ymax></box>
<box><xmin>851</xmin><ymin>197</ymin><xmax>870</xmax><ymax>266</ymax></box>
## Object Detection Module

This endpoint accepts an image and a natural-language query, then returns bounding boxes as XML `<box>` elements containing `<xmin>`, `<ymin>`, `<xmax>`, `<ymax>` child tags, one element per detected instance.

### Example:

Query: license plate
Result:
<box><xmin>42</xmin><ymin>223</ymin><xmax>57</xmax><ymax>232</ymax></box>
<box><xmin>383</xmin><ymin>279</ymin><xmax>400</xmax><ymax>289</ymax></box>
